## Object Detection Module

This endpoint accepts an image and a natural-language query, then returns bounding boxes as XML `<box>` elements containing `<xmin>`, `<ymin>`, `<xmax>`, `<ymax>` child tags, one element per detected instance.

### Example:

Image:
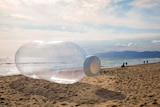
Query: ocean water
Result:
<box><xmin>0</xmin><ymin>58</ymin><xmax>20</xmax><ymax>76</ymax></box>
<box><xmin>0</xmin><ymin>57</ymin><xmax>160</xmax><ymax>76</ymax></box>
<box><xmin>100</xmin><ymin>57</ymin><xmax>160</xmax><ymax>68</ymax></box>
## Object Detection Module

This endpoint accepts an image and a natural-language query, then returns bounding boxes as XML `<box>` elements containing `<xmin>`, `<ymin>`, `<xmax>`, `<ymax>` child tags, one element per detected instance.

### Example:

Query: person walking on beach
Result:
<box><xmin>121</xmin><ymin>63</ymin><xmax>125</xmax><ymax>68</ymax></box>
<box><xmin>126</xmin><ymin>62</ymin><xmax>128</xmax><ymax>66</ymax></box>
<box><xmin>146</xmin><ymin>60</ymin><xmax>148</xmax><ymax>64</ymax></box>
<box><xmin>144</xmin><ymin>61</ymin><xmax>145</xmax><ymax>64</ymax></box>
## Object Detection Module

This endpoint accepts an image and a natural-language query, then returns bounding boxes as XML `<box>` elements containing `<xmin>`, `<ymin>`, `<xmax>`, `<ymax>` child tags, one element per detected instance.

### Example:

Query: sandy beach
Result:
<box><xmin>0</xmin><ymin>62</ymin><xmax>160</xmax><ymax>107</ymax></box>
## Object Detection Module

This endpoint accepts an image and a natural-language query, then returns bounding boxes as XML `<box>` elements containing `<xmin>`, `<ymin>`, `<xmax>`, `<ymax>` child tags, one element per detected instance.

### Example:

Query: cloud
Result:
<box><xmin>1</xmin><ymin>0</ymin><xmax>160</xmax><ymax>30</ymax></box>
<box><xmin>0</xmin><ymin>0</ymin><xmax>112</xmax><ymax>25</ymax></box>
<box><xmin>130</xmin><ymin>0</ymin><xmax>160</xmax><ymax>9</ymax></box>
<box><xmin>127</xmin><ymin>42</ymin><xmax>136</xmax><ymax>47</ymax></box>
<box><xmin>0</xmin><ymin>0</ymin><xmax>160</xmax><ymax>57</ymax></box>
<box><xmin>115</xmin><ymin>43</ymin><xmax>126</xmax><ymax>47</ymax></box>
<box><xmin>115</xmin><ymin>42</ymin><xmax>136</xmax><ymax>47</ymax></box>
<box><xmin>0</xmin><ymin>26</ymin><xmax>159</xmax><ymax>43</ymax></box>
<box><xmin>127</xmin><ymin>0</ymin><xmax>160</xmax><ymax>29</ymax></box>
<box><xmin>151</xmin><ymin>40</ymin><xmax>160</xmax><ymax>44</ymax></box>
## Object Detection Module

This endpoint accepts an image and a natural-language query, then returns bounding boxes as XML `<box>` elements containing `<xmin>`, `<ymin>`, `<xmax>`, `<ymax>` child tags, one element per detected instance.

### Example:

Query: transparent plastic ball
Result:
<box><xmin>15</xmin><ymin>41</ymin><xmax>87</xmax><ymax>84</ymax></box>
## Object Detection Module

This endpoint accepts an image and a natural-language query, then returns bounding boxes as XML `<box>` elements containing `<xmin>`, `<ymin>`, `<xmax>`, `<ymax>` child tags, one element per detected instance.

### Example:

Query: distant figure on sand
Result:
<box><xmin>121</xmin><ymin>63</ymin><xmax>125</xmax><ymax>68</ymax></box>
<box><xmin>126</xmin><ymin>62</ymin><xmax>128</xmax><ymax>66</ymax></box>
<box><xmin>146</xmin><ymin>60</ymin><xmax>148</xmax><ymax>64</ymax></box>
<box><xmin>144</xmin><ymin>61</ymin><xmax>145</xmax><ymax>64</ymax></box>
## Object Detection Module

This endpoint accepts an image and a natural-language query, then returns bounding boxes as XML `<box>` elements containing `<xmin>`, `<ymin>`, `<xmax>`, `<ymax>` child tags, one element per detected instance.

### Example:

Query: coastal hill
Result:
<box><xmin>96</xmin><ymin>51</ymin><xmax>160</xmax><ymax>58</ymax></box>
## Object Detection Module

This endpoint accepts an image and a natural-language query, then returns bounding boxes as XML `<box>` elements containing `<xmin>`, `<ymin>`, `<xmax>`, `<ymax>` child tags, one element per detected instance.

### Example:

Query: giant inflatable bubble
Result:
<box><xmin>15</xmin><ymin>41</ymin><xmax>101</xmax><ymax>84</ymax></box>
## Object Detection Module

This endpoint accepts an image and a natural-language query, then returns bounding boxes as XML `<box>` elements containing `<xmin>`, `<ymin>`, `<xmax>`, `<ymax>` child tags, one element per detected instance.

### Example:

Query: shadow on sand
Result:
<box><xmin>9</xmin><ymin>76</ymin><xmax>125</xmax><ymax>105</ymax></box>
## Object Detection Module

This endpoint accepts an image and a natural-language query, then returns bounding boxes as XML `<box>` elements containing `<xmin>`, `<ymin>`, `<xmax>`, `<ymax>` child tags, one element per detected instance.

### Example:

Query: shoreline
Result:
<box><xmin>0</xmin><ymin>62</ymin><xmax>160</xmax><ymax>107</ymax></box>
<box><xmin>101</xmin><ymin>61</ymin><xmax>160</xmax><ymax>69</ymax></box>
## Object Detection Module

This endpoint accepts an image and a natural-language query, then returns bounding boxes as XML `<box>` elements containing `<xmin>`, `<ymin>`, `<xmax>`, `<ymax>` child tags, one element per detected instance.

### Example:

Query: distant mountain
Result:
<box><xmin>96</xmin><ymin>51</ymin><xmax>160</xmax><ymax>58</ymax></box>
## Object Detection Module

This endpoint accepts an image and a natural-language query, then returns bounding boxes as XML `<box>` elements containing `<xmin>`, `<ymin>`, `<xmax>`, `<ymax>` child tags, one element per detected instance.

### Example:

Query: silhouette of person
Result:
<box><xmin>146</xmin><ymin>60</ymin><xmax>148</xmax><ymax>64</ymax></box>
<box><xmin>144</xmin><ymin>61</ymin><xmax>145</xmax><ymax>64</ymax></box>
<box><xmin>126</xmin><ymin>62</ymin><xmax>128</xmax><ymax>66</ymax></box>
<box><xmin>121</xmin><ymin>63</ymin><xmax>125</xmax><ymax>68</ymax></box>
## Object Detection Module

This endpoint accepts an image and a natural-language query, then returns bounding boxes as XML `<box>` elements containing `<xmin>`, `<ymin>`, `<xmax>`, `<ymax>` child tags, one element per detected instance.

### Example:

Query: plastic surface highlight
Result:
<box><xmin>15</xmin><ymin>41</ymin><xmax>87</xmax><ymax>84</ymax></box>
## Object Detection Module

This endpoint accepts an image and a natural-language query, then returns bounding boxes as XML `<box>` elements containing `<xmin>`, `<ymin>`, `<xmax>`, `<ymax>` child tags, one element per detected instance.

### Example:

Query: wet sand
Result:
<box><xmin>0</xmin><ymin>62</ymin><xmax>160</xmax><ymax>107</ymax></box>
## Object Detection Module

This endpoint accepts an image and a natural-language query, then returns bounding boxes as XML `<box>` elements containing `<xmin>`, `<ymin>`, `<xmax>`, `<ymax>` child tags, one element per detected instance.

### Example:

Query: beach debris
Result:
<box><xmin>15</xmin><ymin>41</ymin><xmax>101</xmax><ymax>84</ymax></box>
<box><xmin>84</xmin><ymin>55</ymin><xmax>101</xmax><ymax>77</ymax></box>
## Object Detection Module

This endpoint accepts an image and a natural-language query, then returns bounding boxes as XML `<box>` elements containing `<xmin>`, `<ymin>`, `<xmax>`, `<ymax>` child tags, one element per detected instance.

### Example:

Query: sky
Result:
<box><xmin>0</xmin><ymin>0</ymin><xmax>160</xmax><ymax>57</ymax></box>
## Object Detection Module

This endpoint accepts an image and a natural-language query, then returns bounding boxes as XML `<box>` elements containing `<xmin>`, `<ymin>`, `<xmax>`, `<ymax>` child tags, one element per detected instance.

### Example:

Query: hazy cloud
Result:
<box><xmin>128</xmin><ymin>42</ymin><xmax>136</xmax><ymax>47</ymax></box>
<box><xmin>115</xmin><ymin>43</ymin><xmax>126</xmax><ymax>47</ymax></box>
<box><xmin>0</xmin><ymin>0</ymin><xmax>160</xmax><ymax>57</ymax></box>
<box><xmin>115</xmin><ymin>42</ymin><xmax>136</xmax><ymax>47</ymax></box>
<box><xmin>152</xmin><ymin>40</ymin><xmax>160</xmax><ymax>44</ymax></box>
<box><xmin>0</xmin><ymin>0</ymin><xmax>160</xmax><ymax>30</ymax></box>
<box><xmin>130</xmin><ymin>0</ymin><xmax>160</xmax><ymax>9</ymax></box>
